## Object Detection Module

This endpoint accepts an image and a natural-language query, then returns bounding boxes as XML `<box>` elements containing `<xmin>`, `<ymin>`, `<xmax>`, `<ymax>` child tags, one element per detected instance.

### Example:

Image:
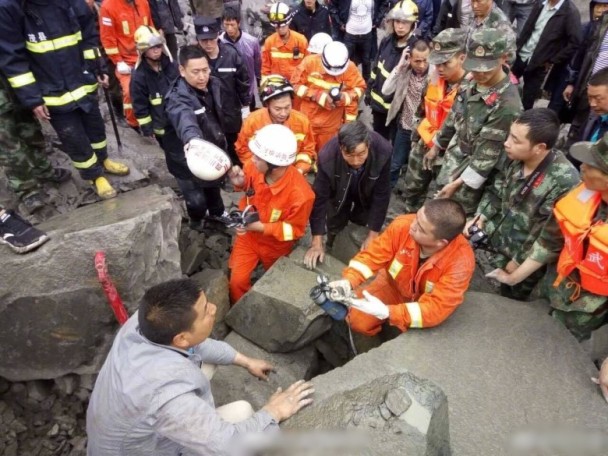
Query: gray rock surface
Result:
<box><xmin>191</xmin><ymin>269</ymin><xmax>231</xmax><ymax>340</ymax></box>
<box><xmin>289</xmin><ymin>246</ymin><xmax>347</xmax><ymax>280</ymax></box>
<box><xmin>330</xmin><ymin>223</ymin><xmax>370</xmax><ymax>265</ymax></box>
<box><xmin>225</xmin><ymin>257</ymin><xmax>332</xmax><ymax>352</ymax></box>
<box><xmin>0</xmin><ymin>186</ymin><xmax>182</xmax><ymax>381</ymax></box>
<box><xmin>210</xmin><ymin>332</ymin><xmax>318</xmax><ymax>409</ymax></box>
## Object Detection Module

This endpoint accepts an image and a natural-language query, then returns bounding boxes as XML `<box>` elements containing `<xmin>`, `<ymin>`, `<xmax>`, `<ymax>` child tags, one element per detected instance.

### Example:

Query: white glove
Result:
<box><xmin>116</xmin><ymin>61</ymin><xmax>131</xmax><ymax>75</ymax></box>
<box><xmin>241</xmin><ymin>106</ymin><xmax>251</xmax><ymax>119</ymax></box>
<box><xmin>348</xmin><ymin>290</ymin><xmax>389</xmax><ymax>319</ymax></box>
<box><xmin>328</xmin><ymin>279</ymin><xmax>353</xmax><ymax>301</ymax></box>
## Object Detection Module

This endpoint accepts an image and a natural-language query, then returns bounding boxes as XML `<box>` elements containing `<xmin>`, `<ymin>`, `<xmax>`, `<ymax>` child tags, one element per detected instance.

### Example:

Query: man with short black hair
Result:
<box><xmin>291</xmin><ymin>0</ymin><xmax>333</xmax><ymax>41</ymax></box>
<box><xmin>571</xmin><ymin>68</ymin><xmax>608</xmax><ymax>158</ymax></box>
<box><xmin>330</xmin><ymin>198</ymin><xmax>475</xmax><ymax>336</ymax></box>
<box><xmin>305</xmin><ymin>120</ymin><xmax>392</xmax><ymax>269</ymax></box>
<box><xmin>87</xmin><ymin>278</ymin><xmax>314</xmax><ymax>455</ymax></box>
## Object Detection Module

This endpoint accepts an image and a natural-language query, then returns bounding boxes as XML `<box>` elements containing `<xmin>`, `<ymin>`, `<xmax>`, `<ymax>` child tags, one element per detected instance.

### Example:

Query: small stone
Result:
<box><xmin>27</xmin><ymin>380</ymin><xmax>53</xmax><ymax>402</ymax></box>
<box><xmin>74</xmin><ymin>388</ymin><xmax>90</xmax><ymax>403</ymax></box>
<box><xmin>384</xmin><ymin>388</ymin><xmax>412</xmax><ymax>417</ymax></box>
<box><xmin>0</xmin><ymin>377</ymin><xmax>10</xmax><ymax>395</ymax></box>
<box><xmin>1</xmin><ymin>406</ymin><xmax>15</xmax><ymax>424</ymax></box>
<box><xmin>9</xmin><ymin>418</ymin><xmax>27</xmax><ymax>434</ymax></box>
<box><xmin>47</xmin><ymin>423</ymin><xmax>59</xmax><ymax>437</ymax></box>
<box><xmin>55</xmin><ymin>375</ymin><xmax>78</xmax><ymax>396</ymax></box>
<box><xmin>40</xmin><ymin>395</ymin><xmax>56</xmax><ymax>411</ymax></box>
<box><xmin>378</xmin><ymin>403</ymin><xmax>392</xmax><ymax>420</ymax></box>
<box><xmin>77</xmin><ymin>374</ymin><xmax>96</xmax><ymax>392</ymax></box>
<box><xmin>0</xmin><ymin>400</ymin><xmax>8</xmax><ymax>415</ymax></box>
<box><xmin>4</xmin><ymin>441</ymin><xmax>17</xmax><ymax>456</ymax></box>
<box><xmin>9</xmin><ymin>383</ymin><xmax>26</xmax><ymax>395</ymax></box>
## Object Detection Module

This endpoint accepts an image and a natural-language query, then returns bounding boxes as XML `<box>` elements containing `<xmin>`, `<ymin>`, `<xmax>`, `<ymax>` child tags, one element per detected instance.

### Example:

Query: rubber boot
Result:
<box><xmin>103</xmin><ymin>159</ymin><xmax>130</xmax><ymax>176</ymax></box>
<box><xmin>93</xmin><ymin>176</ymin><xmax>117</xmax><ymax>199</ymax></box>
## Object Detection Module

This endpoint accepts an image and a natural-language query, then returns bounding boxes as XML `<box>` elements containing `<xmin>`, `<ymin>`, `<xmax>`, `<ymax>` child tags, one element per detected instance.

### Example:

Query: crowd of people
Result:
<box><xmin>0</xmin><ymin>0</ymin><xmax>607</xmax><ymax>453</ymax></box>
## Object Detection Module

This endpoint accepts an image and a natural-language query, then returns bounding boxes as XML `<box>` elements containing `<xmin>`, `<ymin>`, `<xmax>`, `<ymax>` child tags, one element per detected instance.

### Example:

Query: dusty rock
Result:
<box><xmin>55</xmin><ymin>375</ymin><xmax>78</xmax><ymax>396</ymax></box>
<box><xmin>288</xmin><ymin>246</ymin><xmax>347</xmax><ymax>279</ymax></box>
<box><xmin>329</xmin><ymin>223</ymin><xmax>370</xmax><ymax>265</ymax></box>
<box><xmin>225</xmin><ymin>257</ymin><xmax>332</xmax><ymax>352</ymax></box>
<box><xmin>191</xmin><ymin>269</ymin><xmax>231</xmax><ymax>340</ymax></box>
<box><xmin>384</xmin><ymin>387</ymin><xmax>412</xmax><ymax>416</ymax></box>
<box><xmin>180</xmin><ymin>228</ymin><xmax>208</xmax><ymax>275</ymax></box>
<box><xmin>210</xmin><ymin>332</ymin><xmax>318</xmax><ymax>409</ymax></box>
<box><xmin>26</xmin><ymin>380</ymin><xmax>53</xmax><ymax>402</ymax></box>
<box><xmin>0</xmin><ymin>186</ymin><xmax>182</xmax><ymax>381</ymax></box>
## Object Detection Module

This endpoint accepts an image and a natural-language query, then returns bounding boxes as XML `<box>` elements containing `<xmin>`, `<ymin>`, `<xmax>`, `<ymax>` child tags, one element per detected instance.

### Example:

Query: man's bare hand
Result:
<box><xmin>422</xmin><ymin>146</ymin><xmax>438</xmax><ymax>170</ymax></box>
<box><xmin>463</xmin><ymin>215</ymin><xmax>485</xmax><ymax>237</ymax></box>
<box><xmin>592</xmin><ymin>358</ymin><xmax>608</xmax><ymax>404</ymax></box>
<box><xmin>227</xmin><ymin>165</ymin><xmax>245</xmax><ymax>187</ymax></box>
<box><xmin>245</xmin><ymin>358</ymin><xmax>274</xmax><ymax>381</ymax></box>
<box><xmin>32</xmin><ymin>104</ymin><xmax>50</xmax><ymax>121</ymax></box>
<box><xmin>304</xmin><ymin>245</ymin><xmax>325</xmax><ymax>269</ymax></box>
<box><xmin>97</xmin><ymin>74</ymin><xmax>109</xmax><ymax>89</ymax></box>
<box><xmin>435</xmin><ymin>180</ymin><xmax>460</xmax><ymax>199</ymax></box>
<box><xmin>563</xmin><ymin>84</ymin><xmax>574</xmax><ymax>102</ymax></box>
<box><xmin>263</xmin><ymin>380</ymin><xmax>314</xmax><ymax>422</ymax></box>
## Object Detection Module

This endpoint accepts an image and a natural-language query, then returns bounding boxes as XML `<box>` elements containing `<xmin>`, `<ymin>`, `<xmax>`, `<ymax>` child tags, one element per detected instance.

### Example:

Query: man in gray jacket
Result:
<box><xmin>87</xmin><ymin>278</ymin><xmax>313</xmax><ymax>455</ymax></box>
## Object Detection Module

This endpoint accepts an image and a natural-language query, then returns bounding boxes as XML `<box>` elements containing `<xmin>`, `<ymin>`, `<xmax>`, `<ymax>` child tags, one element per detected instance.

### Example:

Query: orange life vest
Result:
<box><xmin>553</xmin><ymin>184</ymin><xmax>608</xmax><ymax>297</ymax></box>
<box><xmin>416</xmin><ymin>77</ymin><xmax>458</xmax><ymax>148</ymax></box>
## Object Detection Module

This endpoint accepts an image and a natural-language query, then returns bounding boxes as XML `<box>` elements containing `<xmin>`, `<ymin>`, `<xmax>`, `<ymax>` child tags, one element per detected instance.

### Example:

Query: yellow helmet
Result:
<box><xmin>134</xmin><ymin>25</ymin><xmax>165</xmax><ymax>52</ymax></box>
<box><xmin>387</xmin><ymin>0</ymin><xmax>419</xmax><ymax>22</ymax></box>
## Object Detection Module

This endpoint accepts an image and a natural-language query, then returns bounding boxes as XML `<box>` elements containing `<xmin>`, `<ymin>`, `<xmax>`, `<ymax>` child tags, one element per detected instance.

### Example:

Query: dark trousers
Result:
<box><xmin>225</xmin><ymin>131</ymin><xmax>241</xmax><ymax>167</ymax></box>
<box><xmin>326</xmin><ymin>199</ymin><xmax>368</xmax><ymax>247</ymax></box>
<box><xmin>165</xmin><ymin>33</ymin><xmax>178</xmax><ymax>62</ymax></box>
<box><xmin>49</xmin><ymin>103</ymin><xmax>107</xmax><ymax>180</ymax></box>
<box><xmin>513</xmin><ymin>56</ymin><xmax>547</xmax><ymax>110</ymax></box>
<box><xmin>390</xmin><ymin>125</ymin><xmax>412</xmax><ymax>188</ymax></box>
<box><xmin>344</xmin><ymin>32</ymin><xmax>373</xmax><ymax>81</ymax></box>
<box><xmin>175</xmin><ymin>177</ymin><xmax>224</xmax><ymax>222</ymax></box>
<box><xmin>372</xmin><ymin>111</ymin><xmax>395</xmax><ymax>143</ymax></box>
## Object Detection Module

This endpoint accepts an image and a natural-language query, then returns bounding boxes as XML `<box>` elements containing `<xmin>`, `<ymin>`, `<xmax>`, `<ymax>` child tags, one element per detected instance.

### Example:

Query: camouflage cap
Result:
<box><xmin>463</xmin><ymin>28</ymin><xmax>509</xmax><ymax>72</ymax></box>
<box><xmin>428</xmin><ymin>28</ymin><xmax>467</xmax><ymax>65</ymax></box>
<box><xmin>569</xmin><ymin>132</ymin><xmax>608</xmax><ymax>175</ymax></box>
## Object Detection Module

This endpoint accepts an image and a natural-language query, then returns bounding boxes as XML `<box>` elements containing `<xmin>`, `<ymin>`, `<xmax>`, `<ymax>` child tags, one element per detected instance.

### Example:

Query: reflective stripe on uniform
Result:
<box><xmin>318</xmin><ymin>92</ymin><xmax>328</xmax><ymax>107</ymax></box>
<box><xmin>8</xmin><ymin>72</ymin><xmax>36</xmax><ymax>88</ymax></box>
<box><xmin>123</xmin><ymin>103</ymin><xmax>132</xmax><ymax>110</ymax></box>
<box><xmin>218</xmin><ymin>67</ymin><xmax>237</xmax><ymax>72</ymax></box>
<box><xmin>43</xmin><ymin>84</ymin><xmax>97</xmax><ymax>106</ymax></box>
<box><xmin>370</xmin><ymin>70</ymin><xmax>376</xmax><ymax>80</ymax></box>
<box><xmin>91</xmin><ymin>139</ymin><xmax>107</xmax><ymax>150</ymax></box>
<box><xmin>83</xmin><ymin>49</ymin><xmax>96</xmax><ymax>60</ymax></box>
<box><xmin>405</xmin><ymin>302</ymin><xmax>423</xmax><ymax>328</ymax></box>
<box><xmin>295</xmin><ymin>153</ymin><xmax>312</xmax><ymax>164</ymax></box>
<box><xmin>25</xmin><ymin>31</ymin><xmax>82</xmax><ymax>53</ymax></box>
<box><xmin>343</xmin><ymin>92</ymin><xmax>351</xmax><ymax>106</ymax></box>
<box><xmin>307</xmin><ymin>76</ymin><xmax>340</xmax><ymax>90</ymax></box>
<box><xmin>354</xmin><ymin>87</ymin><xmax>364</xmax><ymax>98</ymax></box>
<box><xmin>72</xmin><ymin>154</ymin><xmax>98</xmax><ymax>169</ymax></box>
<box><xmin>282</xmin><ymin>222</ymin><xmax>294</xmax><ymax>241</ymax></box>
<box><xmin>348</xmin><ymin>260</ymin><xmax>373</xmax><ymax>279</ymax></box>
<box><xmin>271</xmin><ymin>51</ymin><xmax>295</xmax><ymax>59</ymax></box>
<box><xmin>377</xmin><ymin>61</ymin><xmax>390</xmax><ymax>79</ymax></box>
<box><xmin>137</xmin><ymin>115</ymin><xmax>152</xmax><ymax>125</ymax></box>
<box><xmin>345</xmin><ymin>113</ymin><xmax>357</xmax><ymax>122</ymax></box>
<box><xmin>154</xmin><ymin>128</ymin><xmax>165</xmax><ymax>136</ymax></box>
<box><xmin>105</xmin><ymin>47</ymin><xmax>119</xmax><ymax>55</ymax></box>
<box><xmin>150</xmin><ymin>97</ymin><xmax>162</xmax><ymax>106</ymax></box>
<box><xmin>101</xmin><ymin>17</ymin><xmax>112</xmax><ymax>26</ymax></box>
<box><xmin>296</xmin><ymin>85</ymin><xmax>308</xmax><ymax>97</ymax></box>
<box><xmin>294</xmin><ymin>133</ymin><xmax>305</xmax><ymax>141</ymax></box>
<box><xmin>371</xmin><ymin>91</ymin><xmax>390</xmax><ymax>110</ymax></box>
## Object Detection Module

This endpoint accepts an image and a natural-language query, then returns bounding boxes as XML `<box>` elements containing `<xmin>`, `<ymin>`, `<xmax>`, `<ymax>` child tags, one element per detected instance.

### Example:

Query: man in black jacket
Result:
<box><xmin>164</xmin><ymin>45</ymin><xmax>228</xmax><ymax>232</ymax></box>
<box><xmin>513</xmin><ymin>0</ymin><xmax>581</xmax><ymax>110</ymax></box>
<box><xmin>291</xmin><ymin>0</ymin><xmax>333</xmax><ymax>41</ymax></box>
<box><xmin>304</xmin><ymin>121</ymin><xmax>392</xmax><ymax>269</ymax></box>
<box><xmin>194</xmin><ymin>16</ymin><xmax>251</xmax><ymax>166</ymax></box>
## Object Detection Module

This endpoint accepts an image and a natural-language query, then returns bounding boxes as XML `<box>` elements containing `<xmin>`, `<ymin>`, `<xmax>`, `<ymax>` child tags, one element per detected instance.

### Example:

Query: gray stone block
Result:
<box><xmin>210</xmin><ymin>332</ymin><xmax>318</xmax><ymax>409</ymax></box>
<box><xmin>330</xmin><ymin>223</ymin><xmax>369</xmax><ymax>264</ymax></box>
<box><xmin>191</xmin><ymin>269</ymin><xmax>231</xmax><ymax>340</ymax></box>
<box><xmin>288</xmin><ymin>246</ymin><xmax>347</xmax><ymax>280</ymax></box>
<box><xmin>225</xmin><ymin>257</ymin><xmax>332</xmax><ymax>352</ymax></box>
<box><xmin>0</xmin><ymin>186</ymin><xmax>182</xmax><ymax>381</ymax></box>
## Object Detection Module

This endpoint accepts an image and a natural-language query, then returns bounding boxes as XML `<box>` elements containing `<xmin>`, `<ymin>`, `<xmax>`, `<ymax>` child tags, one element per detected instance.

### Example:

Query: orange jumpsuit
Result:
<box><xmin>261</xmin><ymin>30</ymin><xmax>309</xmax><ymax>83</ymax></box>
<box><xmin>99</xmin><ymin>0</ymin><xmax>152</xmax><ymax>127</ymax></box>
<box><xmin>342</xmin><ymin>215</ymin><xmax>475</xmax><ymax>336</ymax></box>
<box><xmin>234</xmin><ymin>108</ymin><xmax>317</xmax><ymax>174</ymax></box>
<box><xmin>229</xmin><ymin>160</ymin><xmax>315</xmax><ymax>303</ymax></box>
<box><xmin>291</xmin><ymin>54</ymin><xmax>366</xmax><ymax>151</ymax></box>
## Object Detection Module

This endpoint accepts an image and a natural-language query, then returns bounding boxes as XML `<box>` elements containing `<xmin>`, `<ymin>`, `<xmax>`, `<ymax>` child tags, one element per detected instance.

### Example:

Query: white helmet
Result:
<box><xmin>267</xmin><ymin>2</ymin><xmax>294</xmax><ymax>26</ymax></box>
<box><xmin>308</xmin><ymin>32</ymin><xmax>333</xmax><ymax>54</ymax></box>
<box><xmin>248</xmin><ymin>124</ymin><xmax>297</xmax><ymax>166</ymax></box>
<box><xmin>321</xmin><ymin>41</ymin><xmax>349</xmax><ymax>76</ymax></box>
<box><xmin>185</xmin><ymin>138</ymin><xmax>231</xmax><ymax>181</ymax></box>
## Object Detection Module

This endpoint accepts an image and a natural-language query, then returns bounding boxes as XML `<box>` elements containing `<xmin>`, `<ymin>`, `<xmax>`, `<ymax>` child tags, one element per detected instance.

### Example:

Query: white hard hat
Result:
<box><xmin>248</xmin><ymin>124</ymin><xmax>297</xmax><ymax>166</ymax></box>
<box><xmin>321</xmin><ymin>41</ymin><xmax>349</xmax><ymax>76</ymax></box>
<box><xmin>268</xmin><ymin>2</ymin><xmax>293</xmax><ymax>26</ymax></box>
<box><xmin>308</xmin><ymin>32</ymin><xmax>333</xmax><ymax>54</ymax></box>
<box><xmin>185</xmin><ymin>138</ymin><xmax>231</xmax><ymax>181</ymax></box>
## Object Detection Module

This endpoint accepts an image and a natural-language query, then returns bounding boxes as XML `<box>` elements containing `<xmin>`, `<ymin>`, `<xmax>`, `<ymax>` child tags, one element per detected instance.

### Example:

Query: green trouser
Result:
<box><xmin>403</xmin><ymin>139</ymin><xmax>441</xmax><ymax>214</ymax></box>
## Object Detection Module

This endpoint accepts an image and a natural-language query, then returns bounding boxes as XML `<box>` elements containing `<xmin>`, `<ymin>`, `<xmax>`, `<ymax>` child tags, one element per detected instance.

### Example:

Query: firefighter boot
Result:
<box><xmin>93</xmin><ymin>176</ymin><xmax>117</xmax><ymax>199</ymax></box>
<box><xmin>103</xmin><ymin>159</ymin><xmax>130</xmax><ymax>176</ymax></box>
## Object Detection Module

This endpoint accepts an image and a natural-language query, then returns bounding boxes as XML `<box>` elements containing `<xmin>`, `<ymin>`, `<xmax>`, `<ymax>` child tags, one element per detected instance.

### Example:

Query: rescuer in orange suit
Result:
<box><xmin>227</xmin><ymin>124</ymin><xmax>315</xmax><ymax>304</ymax></box>
<box><xmin>329</xmin><ymin>199</ymin><xmax>475</xmax><ymax>336</ymax></box>
<box><xmin>291</xmin><ymin>41</ymin><xmax>366</xmax><ymax>151</ymax></box>
<box><xmin>235</xmin><ymin>75</ymin><xmax>316</xmax><ymax>174</ymax></box>
<box><xmin>99</xmin><ymin>0</ymin><xmax>153</xmax><ymax>128</ymax></box>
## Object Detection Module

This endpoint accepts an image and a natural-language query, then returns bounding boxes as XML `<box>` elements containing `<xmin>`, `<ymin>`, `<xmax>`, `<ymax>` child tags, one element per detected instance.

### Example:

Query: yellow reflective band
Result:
<box><xmin>270</xmin><ymin>209</ymin><xmax>282</xmax><ymax>223</ymax></box>
<box><xmin>154</xmin><ymin>128</ymin><xmax>165</xmax><ymax>135</ymax></box>
<box><xmin>72</xmin><ymin>154</ymin><xmax>98</xmax><ymax>169</ymax></box>
<box><xmin>43</xmin><ymin>84</ymin><xmax>97</xmax><ymax>106</ymax></box>
<box><xmin>150</xmin><ymin>97</ymin><xmax>162</xmax><ymax>106</ymax></box>
<box><xmin>370</xmin><ymin>70</ymin><xmax>376</xmax><ymax>80</ymax></box>
<box><xmin>296</xmin><ymin>85</ymin><xmax>308</xmax><ymax>98</ymax></box>
<box><xmin>388</xmin><ymin>259</ymin><xmax>403</xmax><ymax>279</ymax></box>
<box><xmin>349</xmin><ymin>260</ymin><xmax>373</xmax><ymax>279</ymax></box>
<box><xmin>123</xmin><ymin>103</ymin><xmax>132</xmax><ymax>110</ymax></box>
<box><xmin>307</xmin><ymin>76</ymin><xmax>340</xmax><ymax>90</ymax></box>
<box><xmin>377</xmin><ymin>61</ymin><xmax>391</xmax><ymax>79</ymax></box>
<box><xmin>260</xmin><ymin>75</ymin><xmax>269</xmax><ymax>85</ymax></box>
<box><xmin>105</xmin><ymin>47</ymin><xmax>119</xmax><ymax>55</ymax></box>
<box><xmin>295</xmin><ymin>153</ymin><xmax>312</xmax><ymax>164</ymax></box>
<box><xmin>343</xmin><ymin>92</ymin><xmax>351</xmax><ymax>105</ymax></box>
<box><xmin>345</xmin><ymin>113</ymin><xmax>357</xmax><ymax>122</ymax></box>
<box><xmin>8</xmin><ymin>72</ymin><xmax>36</xmax><ymax>88</ymax></box>
<box><xmin>282</xmin><ymin>222</ymin><xmax>294</xmax><ymax>241</ymax></box>
<box><xmin>405</xmin><ymin>302</ymin><xmax>423</xmax><ymax>328</ymax></box>
<box><xmin>371</xmin><ymin>91</ymin><xmax>391</xmax><ymax>109</ymax></box>
<box><xmin>90</xmin><ymin>139</ymin><xmax>107</xmax><ymax>150</ymax></box>
<box><xmin>25</xmin><ymin>31</ymin><xmax>82</xmax><ymax>53</ymax></box>
<box><xmin>270</xmin><ymin>51</ymin><xmax>297</xmax><ymax>59</ymax></box>
<box><xmin>122</xmin><ymin>21</ymin><xmax>130</xmax><ymax>35</ymax></box>
<box><xmin>83</xmin><ymin>49</ymin><xmax>96</xmax><ymax>60</ymax></box>
<box><xmin>294</xmin><ymin>133</ymin><xmax>306</xmax><ymax>141</ymax></box>
<box><xmin>318</xmin><ymin>92</ymin><xmax>328</xmax><ymax>107</ymax></box>
<box><xmin>137</xmin><ymin>115</ymin><xmax>152</xmax><ymax>125</ymax></box>
<box><xmin>354</xmin><ymin>88</ymin><xmax>364</xmax><ymax>98</ymax></box>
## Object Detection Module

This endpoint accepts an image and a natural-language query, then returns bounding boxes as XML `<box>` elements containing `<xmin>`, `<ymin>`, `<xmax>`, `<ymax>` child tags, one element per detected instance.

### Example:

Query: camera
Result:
<box><xmin>468</xmin><ymin>225</ymin><xmax>488</xmax><ymax>249</ymax></box>
<box><xmin>310</xmin><ymin>275</ymin><xmax>348</xmax><ymax>321</ymax></box>
<box><xmin>206</xmin><ymin>205</ymin><xmax>259</xmax><ymax>228</ymax></box>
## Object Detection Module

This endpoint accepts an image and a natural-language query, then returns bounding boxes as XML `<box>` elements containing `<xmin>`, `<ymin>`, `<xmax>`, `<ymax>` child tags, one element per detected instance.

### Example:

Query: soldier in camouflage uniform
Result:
<box><xmin>402</xmin><ymin>28</ymin><xmax>467</xmax><ymax>213</ymax></box>
<box><xmin>468</xmin><ymin>108</ymin><xmax>580</xmax><ymax>300</ymax></box>
<box><xmin>432</xmin><ymin>28</ymin><xmax>522</xmax><ymax>215</ymax></box>
<box><xmin>468</xmin><ymin>0</ymin><xmax>517</xmax><ymax>62</ymax></box>
<box><xmin>0</xmin><ymin>75</ymin><xmax>71</xmax><ymax>212</ymax></box>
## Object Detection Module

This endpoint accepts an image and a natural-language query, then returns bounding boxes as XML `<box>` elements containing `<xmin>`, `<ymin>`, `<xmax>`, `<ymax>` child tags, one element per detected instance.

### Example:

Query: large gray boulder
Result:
<box><xmin>0</xmin><ymin>186</ymin><xmax>182</xmax><ymax>381</ymax></box>
<box><xmin>210</xmin><ymin>332</ymin><xmax>318</xmax><ymax>409</ymax></box>
<box><xmin>191</xmin><ymin>269</ymin><xmax>231</xmax><ymax>340</ymax></box>
<box><xmin>225</xmin><ymin>257</ymin><xmax>332</xmax><ymax>352</ymax></box>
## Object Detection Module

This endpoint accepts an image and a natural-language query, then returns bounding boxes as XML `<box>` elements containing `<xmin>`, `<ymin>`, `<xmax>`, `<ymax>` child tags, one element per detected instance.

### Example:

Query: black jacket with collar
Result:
<box><xmin>310</xmin><ymin>131</ymin><xmax>392</xmax><ymax>235</ymax></box>
<box><xmin>290</xmin><ymin>1</ymin><xmax>333</xmax><ymax>41</ymax></box>
<box><xmin>516</xmin><ymin>0</ymin><xmax>581</xmax><ymax>71</ymax></box>
<box><xmin>327</xmin><ymin>0</ymin><xmax>390</xmax><ymax>30</ymax></box>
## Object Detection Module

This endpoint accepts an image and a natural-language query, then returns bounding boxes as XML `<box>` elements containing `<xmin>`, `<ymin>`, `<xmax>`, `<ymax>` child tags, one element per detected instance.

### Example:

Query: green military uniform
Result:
<box><xmin>477</xmin><ymin>149</ymin><xmax>580</xmax><ymax>299</ymax></box>
<box><xmin>0</xmin><ymin>74</ymin><xmax>55</xmax><ymax>199</ymax></box>
<box><xmin>402</xmin><ymin>28</ymin><xmax>467</xmax><ymax>214</ymax></box>
<box><xmin>469</xmin><ymin>4</ymin><xmax>517</xmax><ymax>62</ymax></box>
<box><xmin>435</xmin><ymin>29</ymin><xmax>522</xmax><ymax>215</ymax></box>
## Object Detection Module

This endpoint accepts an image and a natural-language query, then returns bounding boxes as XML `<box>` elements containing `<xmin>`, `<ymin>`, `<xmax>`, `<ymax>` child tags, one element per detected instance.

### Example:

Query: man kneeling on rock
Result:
<box><xmin>86</xmin><ymin>278</ymin><xmax>314</xmax><ymax>455</ymax></box>
<box><xmin>332</xmin><ymin>199</ymin><xmax>475</xmax><ymax>336</ymax></box>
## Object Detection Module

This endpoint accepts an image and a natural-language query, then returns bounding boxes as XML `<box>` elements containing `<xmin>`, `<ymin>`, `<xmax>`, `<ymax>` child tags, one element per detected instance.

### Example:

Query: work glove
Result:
<box><xmin>116</xmin><ymin>61</ymin><xmax>131</xmax><ymax>75</ymax></box>
<box><xmin>328</xmin><ymin>279</ymin><xmax>353</xmax><ymax>302</ymax></box>
<box><xmin>348</xmin><ymin>291</ymin><xmax>389</xmax><ymax>319</ymax></box>
<box><xmin>241</xmin><ymin>106</ymin><xmax>251</xmax><ymax>120</ymax></box>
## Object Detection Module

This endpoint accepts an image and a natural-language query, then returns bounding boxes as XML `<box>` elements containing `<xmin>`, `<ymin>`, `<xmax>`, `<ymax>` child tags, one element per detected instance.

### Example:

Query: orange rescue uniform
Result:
<box><xmin>261</xmin><ymin>30</ymin><xmax>309</xmax><ymax>82</ymax></box>
<box><xmin>416</xmin><ymin>77</ymin><xmax>459</xmax><ymax>148</ymax></box>
<box><xmin>235</xmin><ymin>108</ymin><xmax>317</xmax><ymax>173</ymax></box>
<box><xmin>342</xmin><ymin>214</ymin><xmax>475</xmax><ymax>336</ymax></box>
<box><xmin>291</xmin><ymin>54</ymin><xmax>366</xmax><ymax>151</ymax></box>
<box><xmin>99</xmin><ymin>0</ymin><xmax>152</xmax><ymax>127</ymax></box>
<box><xmin>229</xmin><ymin>160</ymin><xmax>315</xmax><ymax>303</ymax></box>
